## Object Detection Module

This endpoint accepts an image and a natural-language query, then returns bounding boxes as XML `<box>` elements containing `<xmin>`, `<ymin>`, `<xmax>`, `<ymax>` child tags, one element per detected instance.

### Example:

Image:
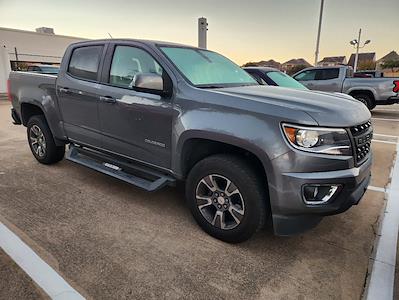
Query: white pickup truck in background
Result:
<box><xmin>293</xmin><ymin>66</ymin><xmax>399</xmax><ymax>110</ymax></box>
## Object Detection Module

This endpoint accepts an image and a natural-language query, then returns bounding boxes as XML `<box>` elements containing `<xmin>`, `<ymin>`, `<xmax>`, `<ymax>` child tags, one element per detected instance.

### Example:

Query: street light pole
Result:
<box><xmin>314</xmin><ymin>0</ymin><xmax>325</xmax><ymax>66</ymax></box>
<box><xmin>353</xmin><ymin>28</ymin><xmax>362</xmax><ymax>73</ymax></box>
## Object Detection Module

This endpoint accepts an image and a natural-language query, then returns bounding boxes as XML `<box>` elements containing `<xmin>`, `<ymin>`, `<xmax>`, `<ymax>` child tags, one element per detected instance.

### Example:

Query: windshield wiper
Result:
<box><xmin>196</xmin><ymin>84</ymin><xmax>226</xmax><ymax>89</ymax></box>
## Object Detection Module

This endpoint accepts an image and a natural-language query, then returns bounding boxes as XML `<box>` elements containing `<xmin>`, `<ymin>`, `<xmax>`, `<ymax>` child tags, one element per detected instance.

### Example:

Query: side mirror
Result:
<box><xmin>131</xmin><ymin>73</ymin><xmax>163</xmax><ymax>92</ymax></box>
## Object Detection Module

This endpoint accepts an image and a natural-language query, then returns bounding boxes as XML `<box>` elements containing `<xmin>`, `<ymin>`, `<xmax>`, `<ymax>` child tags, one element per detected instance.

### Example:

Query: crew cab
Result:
<box><xmin>9</xmin><ymin>39</ymin><xmax>373</xmax><ymax>243</ymax></box>
<box><xmin>293</xmin><ymin>65</ymin><xmax>399</xmax><ymax>109</ymax></box>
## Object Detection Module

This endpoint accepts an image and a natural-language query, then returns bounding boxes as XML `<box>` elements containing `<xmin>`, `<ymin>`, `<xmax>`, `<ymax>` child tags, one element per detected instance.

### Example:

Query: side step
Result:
<box><xmin>65</xmin><ymin>145</ymin><xmax>176</xmax><ymax>192</ymax></box>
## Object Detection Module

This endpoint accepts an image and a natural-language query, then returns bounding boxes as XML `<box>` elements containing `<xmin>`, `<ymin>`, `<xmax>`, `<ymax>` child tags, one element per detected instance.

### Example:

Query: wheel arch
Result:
<box><xmin>348</xmin><ymin>88</ymin><xmax>376</xmax><ymax>101</ymax></box>
<box><xmin>20</xmin><ymin>101</ymin><xmax>66</xmax><ymax>146</ymax></box>
<box><xmin>20</xmin><ymin>102</ymin><xmax>45</xmax><ymax>126</ymax></box>
<box><xmin>176</xmin><ymin>132</ymin><xmax>273</xmax><ymax>188</ymax></box>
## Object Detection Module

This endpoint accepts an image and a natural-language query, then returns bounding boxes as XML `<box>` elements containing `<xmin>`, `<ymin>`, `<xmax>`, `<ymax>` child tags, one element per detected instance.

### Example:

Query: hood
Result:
<box><xmin>213</xmin><ymin>85</ymin><xmax>371</xmax><ymax>127</ymax></box>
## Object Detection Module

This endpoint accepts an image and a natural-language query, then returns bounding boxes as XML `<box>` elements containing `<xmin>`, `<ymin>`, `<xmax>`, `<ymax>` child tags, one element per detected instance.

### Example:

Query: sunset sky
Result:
<box><xmin>0</xmin><ymin>0</ymin><xmax>397</xmax><ymax>65</ymax></box>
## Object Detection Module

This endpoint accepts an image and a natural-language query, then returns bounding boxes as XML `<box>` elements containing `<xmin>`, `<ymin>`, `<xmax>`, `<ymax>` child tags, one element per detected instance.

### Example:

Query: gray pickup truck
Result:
<box><xmin>293</xmin><ymin>65</ymin><xmax>399</xmax><ymax>110</ymax></box>
<box><xmin>9</xmin><ymin>39</ymin><xmax>373</xmax><ymax>243</ymax></box>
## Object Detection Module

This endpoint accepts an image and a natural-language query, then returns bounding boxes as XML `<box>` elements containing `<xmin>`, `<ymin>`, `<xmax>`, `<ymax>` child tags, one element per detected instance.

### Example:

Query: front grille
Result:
<box><xmin>350</xmin><ymin>120</ymin><xmax>373</xmax><ymax>165</ymax></box>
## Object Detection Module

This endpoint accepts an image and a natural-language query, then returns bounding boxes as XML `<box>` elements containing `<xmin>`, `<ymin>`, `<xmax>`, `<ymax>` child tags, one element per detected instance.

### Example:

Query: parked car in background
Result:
<box><xmin>8</xmin><ymin>39</ymin><xmax>373</xmax><ymax>243</ymax></box>
<box><xmin>27</xmin><ymin>64</ymin><xmax>59</xmax><ymax>74</ymax></box>
<box><xmin>243</xmin><ymin>67</ymin><xmax>307</xmax><ymax>90</ymax></box>
<box><xmin>293</xmin><ymin>66</ymin><xmax>399</xmax><ymax>110</ymax></box>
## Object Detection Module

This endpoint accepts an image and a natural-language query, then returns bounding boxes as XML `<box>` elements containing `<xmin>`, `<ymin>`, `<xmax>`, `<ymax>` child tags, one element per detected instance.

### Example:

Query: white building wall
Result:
<box><xmin>0</xmin><ymin>46</ymin><xmax>11</xmax><ymax>94</ymax></box>
<box><xmin>0</xmin><ymin>27</ymin><xmax>88</xmax><ymax>92</ymax></box>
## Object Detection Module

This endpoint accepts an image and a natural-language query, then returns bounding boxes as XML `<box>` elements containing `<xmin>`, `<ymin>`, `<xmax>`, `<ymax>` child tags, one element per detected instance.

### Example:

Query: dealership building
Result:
<box><xmin>0</xmin><ymin>27</ymin><xmax>87</xmax><ymax>93</ymax></box>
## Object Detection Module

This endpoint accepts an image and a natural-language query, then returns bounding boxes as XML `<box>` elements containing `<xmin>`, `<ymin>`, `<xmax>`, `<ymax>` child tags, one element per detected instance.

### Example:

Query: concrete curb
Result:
<box><xmin>365</xmin><ymin>142</ymin><xmax>399</xmax><ymax>299</ymax></box>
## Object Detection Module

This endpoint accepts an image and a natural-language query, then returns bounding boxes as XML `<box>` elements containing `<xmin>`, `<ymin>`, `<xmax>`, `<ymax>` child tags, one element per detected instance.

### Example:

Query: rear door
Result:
<box><xmin>313</xmin><ymin>68</ymin><xmax>341</xmax><ymax>92</ymax></box>
<box><xmin>57</xmin><ymin>44</ymin><xmax>106</xmax><ymax>147</ymax></box>
<box><xmin>97</xmin><ymin>43</ymin><xmax>174</xmax><ymax>168</ymax></box>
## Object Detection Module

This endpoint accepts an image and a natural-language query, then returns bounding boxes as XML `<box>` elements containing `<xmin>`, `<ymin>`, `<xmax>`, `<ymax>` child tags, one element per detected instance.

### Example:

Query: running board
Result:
<box><xmin>66</xmin><ymin>145</ymin><xmax>175</xmax><ymax>192</ymax></box>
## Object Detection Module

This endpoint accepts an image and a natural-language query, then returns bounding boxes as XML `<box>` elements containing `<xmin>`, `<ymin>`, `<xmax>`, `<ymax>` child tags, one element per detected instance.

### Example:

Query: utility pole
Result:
<box><xmin>198</xmin><ymin>17</ymin><xmax>208</xmax><ymax>49</ymax></box>
<box><xmin>314</xmin><ymin>0</ymin><xmax>325</xmax><ymax>66</ymax></box>
<box><xmin>353</xmin><ymin>28</ymin><xmax>362</xmax><ymax>73</ymax></box>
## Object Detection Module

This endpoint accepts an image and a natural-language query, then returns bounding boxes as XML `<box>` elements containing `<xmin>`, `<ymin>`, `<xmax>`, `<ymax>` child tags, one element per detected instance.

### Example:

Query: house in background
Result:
<box><xmin>376</xmin><ymin>50</ymin><xmax>399</xmax><ymax>68</ymax></box>
<box><xmin>376</xmin><ymin>50</ymin><xmax>399</xmax><ymax>76</ymax></box>
<box><xmin>242</xmin><ymin>59</ymin><xmax>281</xmax><ymax>69</ymax></box>
<box><xmin>281</xmin><ymin>58</ymin><xmax>312</xmax><ymax>73</ymax></box>
<box><xmin>348</xmin><ymin>52</ymin><xmax>376</xmax><ymax>69</ymax></box>
<box><xmin>318</xmin><ymin>56</ymin><xmax>346</xmax><ymax>66</ymax></box>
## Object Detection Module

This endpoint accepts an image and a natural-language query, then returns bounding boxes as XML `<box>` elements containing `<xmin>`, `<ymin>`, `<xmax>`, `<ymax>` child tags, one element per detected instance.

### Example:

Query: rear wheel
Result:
<box><xmin>352</xmin><ymin>93</ymin><xmax>375</xmax><ymax>110</ymax></box>
<box><xmin>186</xmin><ymin>154</ymin><xmax>268</xmax><ymax>243</ymax></box>
<box><xmin>27</xmin><ymin>115</ymin><xmax>65</xmax><ymax>164</ymax></box>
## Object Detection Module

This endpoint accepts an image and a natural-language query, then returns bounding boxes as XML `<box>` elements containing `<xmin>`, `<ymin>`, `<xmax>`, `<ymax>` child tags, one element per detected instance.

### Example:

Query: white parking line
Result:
<box><xmin>365</xmin><ymin>142</ymin><xmax>399</xmax><ymax>300</ymax></box>
<box><xmin>372</xmin><ymin>139</ymin><xmax>398</xmax><ymax>145</ymax></box>
<box><xmin>373</xmin><ymin>109</ymin><xmax>399</xmax><ymax>112</ymax></box>
<box><xmin>373</xmin><ymin>133</ymin><xmax>399</xmax><ymax>139</ymax></box>
<box><xmin>367</xmin><ymin>186</ymin><xmax>387</xmax><ymax>193</ymax></box>
<box><xmin>0</xmin><ymin>222</ymin><xmax>85</xmax><ymax>300</ymax></box>
<box><xmin>372</xmin><ymin>117</ymin><xmax>399</xmax><ymax>122</ymax></box>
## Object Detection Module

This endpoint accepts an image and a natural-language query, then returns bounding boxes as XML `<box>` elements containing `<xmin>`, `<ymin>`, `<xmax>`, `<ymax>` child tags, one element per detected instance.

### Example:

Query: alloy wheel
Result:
<box><xmin>29</xmin><ymin>125</ymin><xmax>46</xmax><ymax>157</ymax></box>
<box><xmin>195</xmin><ymin>174</ymin><xmax>245</xmax><ymax>230</ymax></box>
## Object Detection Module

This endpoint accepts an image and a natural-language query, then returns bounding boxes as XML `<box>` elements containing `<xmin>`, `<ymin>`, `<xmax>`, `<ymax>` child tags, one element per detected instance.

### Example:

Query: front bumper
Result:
<box><xmin>270</xmin><ymin>154</ymin><xmax>372</xmax><ymax>236</ymax></box>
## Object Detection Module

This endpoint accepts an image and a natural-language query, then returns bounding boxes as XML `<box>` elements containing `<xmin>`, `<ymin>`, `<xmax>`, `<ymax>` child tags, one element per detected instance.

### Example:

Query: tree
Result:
<box><xmin>357</xmin><ymin>60</ymin><xmax>376</xmax><ymax>71</ymax></box>
<box><xmin>380</xmin><ymin>60</ymin><xmax>399</xmax><ymax>72</ymax></box>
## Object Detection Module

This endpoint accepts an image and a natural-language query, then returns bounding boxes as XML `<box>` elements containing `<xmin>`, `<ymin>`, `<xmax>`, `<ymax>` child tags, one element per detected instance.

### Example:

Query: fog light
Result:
<box><xmin>303</xmin><ymin>185</ymin><xmax>341</xmax><ymax>205</ymax></box>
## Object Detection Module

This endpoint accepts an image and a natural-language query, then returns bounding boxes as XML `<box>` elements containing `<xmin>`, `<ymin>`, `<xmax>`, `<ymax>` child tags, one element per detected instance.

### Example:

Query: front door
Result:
<box><xmin>97</xmin><ymin>45</ymin><xmax>173</xmax><ymax>169</ymax></box>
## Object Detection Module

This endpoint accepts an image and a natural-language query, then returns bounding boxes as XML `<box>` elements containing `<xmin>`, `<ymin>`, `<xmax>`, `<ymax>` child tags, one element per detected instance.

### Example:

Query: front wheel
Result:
<box><xmin>27</xmin><ymin>115</ymin><xmax>65</xmax><ymax>164</ymax></box>
<box><xmin>353</xmin><ymin>93</ymin><xmax>376</xmax><ymax>110</ymax></box>
<box><xmin>186</xmin><ymin>154</ymin><xmax>268</xmax><ymax>243</ymax></box>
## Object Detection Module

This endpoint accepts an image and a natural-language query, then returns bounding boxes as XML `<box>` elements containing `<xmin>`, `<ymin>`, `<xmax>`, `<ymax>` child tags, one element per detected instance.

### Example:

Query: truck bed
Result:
<box><xmin>9</xmin><ymin>71</ymin><xmax>57</xmax><ymax>117</ymax></box>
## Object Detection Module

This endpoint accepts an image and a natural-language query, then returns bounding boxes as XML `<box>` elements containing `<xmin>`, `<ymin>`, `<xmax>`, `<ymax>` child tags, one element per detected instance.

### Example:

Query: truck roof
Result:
<box><xmin>69</xmin><ymin>38</ymin><xmax>198</xmax><ymax>49</ymax></box>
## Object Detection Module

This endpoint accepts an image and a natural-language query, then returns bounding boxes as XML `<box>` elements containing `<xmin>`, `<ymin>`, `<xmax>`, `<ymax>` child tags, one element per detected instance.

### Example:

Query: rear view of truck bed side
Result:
<box><xmin>9</xmin><ymin>71</ymin><xmax>66</xmax><ymax>144</ymax></box>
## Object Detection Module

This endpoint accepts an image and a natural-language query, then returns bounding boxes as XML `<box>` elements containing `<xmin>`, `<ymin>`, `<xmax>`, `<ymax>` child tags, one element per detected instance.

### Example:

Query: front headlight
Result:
<box><xmin>282</xmin><ymin>123</ymin><xmax>352</xmax><ymax>156</ymax></box>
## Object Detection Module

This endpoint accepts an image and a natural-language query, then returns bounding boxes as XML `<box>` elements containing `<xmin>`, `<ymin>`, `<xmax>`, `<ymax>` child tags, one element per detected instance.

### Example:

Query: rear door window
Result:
<box><xmin>316</xmin><ymin>68</ymin><xmax>339</xmax><ymax>80</ymax></box>
<box><xmin>68</xmin><ymin>45</ymin><xmax>103</xmax><ymax>81</ymax></box>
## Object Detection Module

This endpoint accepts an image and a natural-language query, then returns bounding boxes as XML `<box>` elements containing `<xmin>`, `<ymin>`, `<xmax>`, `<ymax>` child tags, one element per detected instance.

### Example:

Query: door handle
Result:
<box><xmin>59</xmin><ymin>87</ymin><xmax>71</xmax><ymax>94</ymax></box>
<box><xmin>99</xmin><ymin>96</ymin><xmax>116</xmax><ymax>104</ymax></box>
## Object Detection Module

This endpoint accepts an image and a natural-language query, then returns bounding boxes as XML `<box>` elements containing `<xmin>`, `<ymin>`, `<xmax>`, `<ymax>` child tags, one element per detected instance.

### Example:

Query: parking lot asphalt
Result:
<box><xmin>0</xmin><ymin>101</ymin><xmax>398</xmax><ymax>299</ymax></box>
<box><xmin>0</xmin><ymin>248</ymin><xmax>47</xmax><ymax>300</ymax></box>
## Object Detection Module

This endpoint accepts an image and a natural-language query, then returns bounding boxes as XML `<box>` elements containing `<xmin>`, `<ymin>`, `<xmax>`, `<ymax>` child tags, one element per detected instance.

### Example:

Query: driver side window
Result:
<box><xmin>109</xmin><ymin>46</ymin><xmax>163</xmax><ymax>88</ymax></box>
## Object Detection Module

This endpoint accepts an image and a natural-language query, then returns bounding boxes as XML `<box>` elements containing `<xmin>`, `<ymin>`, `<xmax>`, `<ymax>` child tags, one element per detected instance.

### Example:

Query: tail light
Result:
<box><xmin>7</xmin><ymin>79</ymin><xmax>12</xmax><ymax>101</ymax></box>
<box><xmin>393</xmin><ymin>80</ymin><xmax>399</xmax><ymax>93</ymax></box>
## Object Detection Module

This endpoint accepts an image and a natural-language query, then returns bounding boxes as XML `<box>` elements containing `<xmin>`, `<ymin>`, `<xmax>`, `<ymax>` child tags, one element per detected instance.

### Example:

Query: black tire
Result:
<box><xmin>27</xmin><ymin>115</ymin><xmax>65</xmax><ymax>164</ymax></box>
<box><xmin>353</xmin><ymin>93</ymin><xmax>375</xmax><ymax>110</ymax></box>
<box><xmin>186</xmin><ymin>154</ymin><xmax>268</xmax><ymax>243</ymax></box>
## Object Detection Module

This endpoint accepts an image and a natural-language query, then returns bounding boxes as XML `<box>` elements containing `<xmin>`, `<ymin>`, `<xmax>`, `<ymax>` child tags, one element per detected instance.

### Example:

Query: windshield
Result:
<box><xmin>266</xmin><ymin>71</ymin><xmax>308</xmax><ymax>90</ymax></box>
<box><xmin>160</xmin><ymin>47</ymin><xmax>258</xmax><ymax>88</ymax></box>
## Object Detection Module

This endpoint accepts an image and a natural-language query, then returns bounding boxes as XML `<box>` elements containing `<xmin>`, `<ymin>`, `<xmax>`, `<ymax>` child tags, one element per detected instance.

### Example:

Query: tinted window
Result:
<box><xmin>294</xmin><ymin>70</ymin><xmax>317</xmax><ymax>81</ymax></box>
<box><xmin>109</xmin><ymin>46</ymin><xmax>163</xmax><ymax>88</ymax></box>
<box><xmin>266</xmin><ymin>71</ymin><xmax>308</xmax><ymax>90</ymax></box>
<box><xmin>68</xmin><ymin>46</ymin><xmax>103</xmax><ymax>80</ymax></box>
<box><xmin>160</xmin><ymin>47</ymin><xmax>257</xmax><ymax>87</ymax></box>
<box><xmin>346</xmin><ymin>68</ymin><xmax>354</xmax><ymax>78</ymax></box>
<box><xmin>316</xmin><ymin>68</ymin><xmax>339</xmax><ymax>80</ymax></box>
<box><xmin>246</xmin><ymin>71</ymin><xmax>267</xmax><ymax>85</ymax></box>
